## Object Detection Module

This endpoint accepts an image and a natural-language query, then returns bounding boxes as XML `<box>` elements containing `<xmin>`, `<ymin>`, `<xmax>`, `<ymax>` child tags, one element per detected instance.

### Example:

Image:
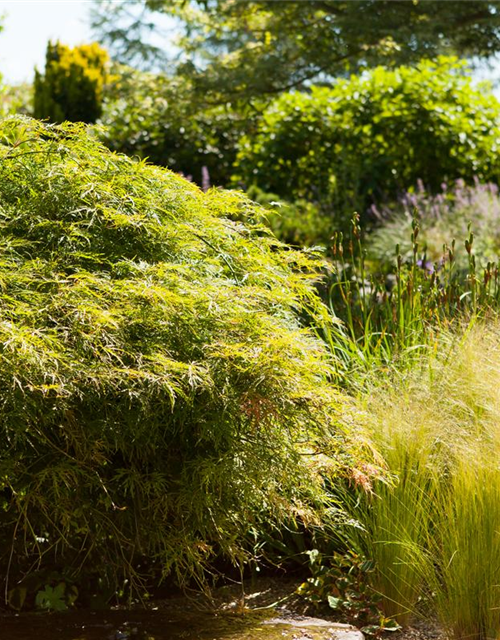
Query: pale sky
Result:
<box><xmin>0</xmin><ymin>1</ymin><xmax>93</xmax><ymax>83</ymax></box>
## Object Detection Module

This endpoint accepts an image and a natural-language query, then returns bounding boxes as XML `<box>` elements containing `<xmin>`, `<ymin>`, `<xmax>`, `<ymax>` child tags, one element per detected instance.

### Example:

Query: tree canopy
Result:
<box><xmin>93</xmin><ymin>0</ymin><xmax>500</xmax><ymax>100</ymax></box>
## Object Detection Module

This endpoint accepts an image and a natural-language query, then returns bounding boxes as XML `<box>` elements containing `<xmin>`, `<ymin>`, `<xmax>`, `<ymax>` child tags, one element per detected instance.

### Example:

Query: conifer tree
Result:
<box><xmin>34</xmin><ymin>41</ymin><xmax>109</xmax><ymax>123</ymax></box>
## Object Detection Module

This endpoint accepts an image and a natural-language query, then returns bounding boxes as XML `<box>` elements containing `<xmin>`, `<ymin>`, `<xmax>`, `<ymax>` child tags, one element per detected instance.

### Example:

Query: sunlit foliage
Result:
<box><xmin>92</xmin><ymin>1</ymin><xmax>500</xmax><ymax>101</ymax></box>
<box><xmin>235</xmin><ymin>58</ymin><xmax>500</xmax><ymax>229</ymax></box>
<box><xmin>0</xmin><ymin>116</ymin><xmax>361</xmax><ymax>595</ymax></box>
<box><xmin>34</xmin><ymin>41</ymin><xmax>109</xmax><ymax>123</ymax></box>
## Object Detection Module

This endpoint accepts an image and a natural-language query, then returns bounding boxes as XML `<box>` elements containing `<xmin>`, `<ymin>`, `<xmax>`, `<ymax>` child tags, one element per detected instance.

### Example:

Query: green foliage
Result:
<box><xmin>0</xmin><ymin>116</ymin><xmax>359</xmax><ymax>599</ymax></box>
<box><xmin>245</xmin><ymin>186</ymin><xmax>332</xmax><ymax>247</ymax></box>
<box><xmin>8</xmin><ymin>568</ymin><xmax>79</xmax><ymax>611</ymax></box>
<box><xmin>297</xmin><ymin>549</ymin><xmax>401</xmax><ymax>636</ymax></box>
<box><xmin>93</xmin><ymin>1</ymin><xmax>500</xmax><ymax>100</ymax></box>
<box><xmin>235</xmin><ymin>58</ymin><xmax>500</xmax><ymax>230</ymax></box>
<box><xmin>35</xmin><ymin>582</ymin><xmax>78</xmax><ymax>612</ymax></box>
<box><xmin>316</xmin><ymin>204</ymin><xmax>500</xmax><ymax>396</ymax></box>
<box><xmin>35</xmin><ymin>584</ymin><xmax>68</xmax><ymax>612</ymax></box>
<box><xmin>34</xmin><ymin>41</ymin><xmax>109</xmax><ymax>123</ymax></box>
<box><xmin>91</xmin><ymin>1</ymin><xmax>170</xmax><ymax>70</ymax></box>
<box><xmin>99</xmin><ymin>65</ymin><xmax>246</xmax><ymax>187</ymax></box>
<box><xmin>0</xmin><ymin>82</ymin><xmax>33</xmax><ymax>117</ymax></box>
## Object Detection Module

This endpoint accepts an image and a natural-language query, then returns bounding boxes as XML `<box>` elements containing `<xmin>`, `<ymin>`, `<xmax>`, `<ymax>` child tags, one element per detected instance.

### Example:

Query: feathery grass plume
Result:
<box><xmin>337</xmin><ymin>385</ymin><xmax>439</xmax><ymax>624</ymax></box>
<box><xmin>0</xmin><ymin>116</ymin><xmax>364</xmax><ymax>601</ymax></box>
<box><xmin>424</xmin><ymin>327</ymin><xmax>500</xmax><ymax>640</ymax></box>
<box><xmin>343</xmin><ymin>323</ymin><xmax>500</xmax><ymax>635</ymax></box>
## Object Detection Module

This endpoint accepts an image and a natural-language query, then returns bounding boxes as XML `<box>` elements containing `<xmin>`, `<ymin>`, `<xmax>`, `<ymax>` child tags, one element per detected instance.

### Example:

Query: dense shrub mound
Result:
<box><xmin>0</xmin><ymin>117</ymin><xmax>354</xmax><ymax>599</ymax></box>
<box><xmin>235</xmin><ymin>57</ymin><xmax>500</xmax><ymax>229</ymax></box>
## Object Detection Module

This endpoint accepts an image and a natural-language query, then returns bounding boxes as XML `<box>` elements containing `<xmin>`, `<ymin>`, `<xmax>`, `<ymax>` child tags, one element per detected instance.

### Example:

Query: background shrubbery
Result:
<box><xmin>34</xmin><ymin>41</ymin><xmax>109</xmax><ymax>123</ymax></box>
<box><xmin>234</xmin><ymin>58</ymin><xmax>500</xmax><ymax>231</ymax></box>
<box><xmin>99</xmin><ymin>66</ymin><xmax>247</xmax><ymax>187</ymax></box>
<box><xmin>369</xmin><ymin>180</ymin><xmax>500</xmax><ymax>274</ymax></box>
<box><xmin>8</xmin><ymin>53</ymin><xmax>500</xmax><ymax>247</ymax></box>
<box><xmin>94</xmin><ymin>56</ymin><xmax>500</xmax><ymax>250</ymax></box>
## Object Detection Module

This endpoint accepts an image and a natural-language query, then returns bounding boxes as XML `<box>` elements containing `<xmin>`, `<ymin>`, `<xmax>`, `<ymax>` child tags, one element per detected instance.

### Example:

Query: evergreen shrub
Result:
<box><xmin>34</xmin><ymin>41</ymin><xmax>109</xmax><ymax>124</ymax></box>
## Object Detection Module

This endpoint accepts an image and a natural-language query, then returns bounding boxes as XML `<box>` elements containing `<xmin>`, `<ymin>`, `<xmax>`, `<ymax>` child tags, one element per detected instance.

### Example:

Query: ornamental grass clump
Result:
<box><xmin>344</xmin><ymin>325</ymin><xmax>500</xmax><ymax>637</ymax></box>
<box><xmin>0</xmin><ymin>116</ymin><xmax>358</xmax><ymax>600</ymax></box>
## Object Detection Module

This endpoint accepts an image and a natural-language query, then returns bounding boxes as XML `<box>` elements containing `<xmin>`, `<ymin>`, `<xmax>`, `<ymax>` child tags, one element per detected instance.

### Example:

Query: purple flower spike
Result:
<box><xmin>417</xmin><ymin>259</ymin><xmax>434</xmax><ymax>274</ymax></box>
<box><xmin>201</xmin><ymin>166</ymin><xmax>211</xmax><ymax>193</ymax></box>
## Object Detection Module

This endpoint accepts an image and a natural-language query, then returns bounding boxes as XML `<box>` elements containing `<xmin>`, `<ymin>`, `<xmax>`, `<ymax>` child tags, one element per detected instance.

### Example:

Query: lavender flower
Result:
<box><xmin>201</xmin><ymin>166</ymin><xmax>211</xmax><ymax>193</ymax></box>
